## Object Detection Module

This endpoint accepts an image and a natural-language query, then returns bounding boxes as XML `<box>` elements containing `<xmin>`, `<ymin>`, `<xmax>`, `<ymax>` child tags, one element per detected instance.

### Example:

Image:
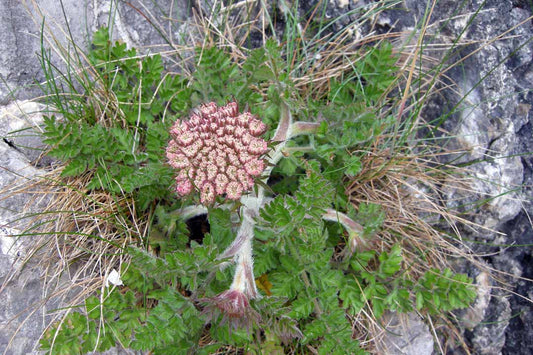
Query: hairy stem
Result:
<box><xmin>217</xmin><ymin>101</ymin><xmax>296</xmax><ymax>298</ymax></box>
<box><xmin>288</xmin><ymin>121</ymin><xmax>321</xmax><ymax>138</ymax></box>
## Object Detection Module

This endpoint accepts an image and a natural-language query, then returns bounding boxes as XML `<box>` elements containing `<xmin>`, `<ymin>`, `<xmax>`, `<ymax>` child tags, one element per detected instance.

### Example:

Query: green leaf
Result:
<box><xmin>339</xmin><ymin>278</ymin><xmax>364</xmax><ymax>313</ymax></box>
<box><xmin>290</xmin><ymin>296</ymin><xmax>314</xmax><ymax>319</ymax></box>
<box><xmin>344</xmin><ymin>155</ymin><xmax>362</xmax><ymax>177</ymax></box>
<box><xmin>378</xmin><ymin>244</ymin><xmax>402</xmax><ymax>278</ymax></box>
<box><xmin>61</xmin><ymin>159</ymin><xmax>87</xmax><ymax>177</ymax></box>
<box><xmin>416</xmin><ymin>291</ymin><xmax>424</xmax><ymax>310</ymax></box>
<box><xmin>85</xmin><ymin>296</ymin><xmax>101</xmax><ymax>320</ymax></box>
<box><xmin>207</xmin><ymin>207</ymin><xmax>234</xmax><ymax>248</ymax></box>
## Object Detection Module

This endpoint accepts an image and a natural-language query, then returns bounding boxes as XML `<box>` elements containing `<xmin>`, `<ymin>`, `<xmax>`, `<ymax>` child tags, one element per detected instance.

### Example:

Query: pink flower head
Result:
<box><xmin>167</xmin><ymin>101</ymin><xmax>268</xmax><ymax>204</ymax></box>
<box><xmin>245</xmin><ymin>159</ymin><xmax>265</xmax><ymax>177</ymax></box>
<box><xmin>176</xmin><ymin>180</ymin><xmax>193</xmax><ymax>196</ymax></box>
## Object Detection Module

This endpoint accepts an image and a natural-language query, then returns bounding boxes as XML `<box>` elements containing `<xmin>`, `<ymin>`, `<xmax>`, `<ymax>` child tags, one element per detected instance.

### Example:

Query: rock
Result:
<box><xmin>0</xmin><ymin>261</ymin><xmax>43</xmax><ymax>355</ymax></box>
<box><xmin>0</xmin><ymin>0</ymin><xmax>190</xmax><ymax>104</ymax></box>
<box><xmin>0</xmin><ymin>100</ymin><xmax>52</xmax><ymax>165</ymax></box>
<box><xmin>0</xmin><ymin>227</ymin><xmax>26</xmax><ymax>278</ymax></box>
<box><xmin>378</xmin><ymin>312</ymin><xmax>434</xmax><ymax>355</ymax></box>
<box><xmin>0</xmin><ymin>1</ymin><xmax>41</xmax><ymax>104</ymax></box>
<box><xmin>381</xmin><ymin>0</ymin><xmax>533</xmax><ymax>353</ymax></box>
<box><xmin>462</xmin><ymin>271</ymin><xmax>492</xmax><ymax>330</ymax></box>
<box><xmin>468</xmin><ymin>293</ymin><xmax>511</xmax><ymax>355</ymax></box>
<box><xmin>0</xmin><ymin>101</ymin><xmax>51</xmax><ymax>223</ymax></box>
<box><xmin>427</xmin><ymin>2</ymin><xmax>528</xmax><ymax>231</ymax></box>
<box><xmin>0</xmin><ymin>101</ymin><xmax>51</xmax><ymax>354</ymax></box>
<box><xmin>0</xmin><ymin>0</ymin><xmax>92</xmax><ymax>104</ymax></box>
<box><xmin>497</xmin><ymin>212</ymin><xmax>533</xmax><ymax>355</ymax></box>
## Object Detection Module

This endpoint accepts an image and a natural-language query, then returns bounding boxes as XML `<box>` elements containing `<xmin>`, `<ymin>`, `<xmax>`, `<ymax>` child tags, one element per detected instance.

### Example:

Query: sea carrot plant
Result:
<box><xmin>34</xmin><ymin>4</ymin><xmax>479</xmax><ymax>352</ymax></box>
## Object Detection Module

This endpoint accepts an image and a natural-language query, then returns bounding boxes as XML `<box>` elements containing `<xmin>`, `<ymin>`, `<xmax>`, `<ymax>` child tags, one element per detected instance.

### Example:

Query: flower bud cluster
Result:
<box><xmin>166</xmin><ymin>101</ymin><xmax>268</xmax><ymax>204</ymax></box>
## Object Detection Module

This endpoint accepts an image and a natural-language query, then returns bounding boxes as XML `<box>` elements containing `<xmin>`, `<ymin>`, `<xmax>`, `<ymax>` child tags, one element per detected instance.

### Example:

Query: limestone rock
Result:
<box><xmin>0</xmin><ymin>0</ymin><xmax>190</xmax><ymax>104</ymax></box>
<box><xmin>378</xmin><ymin>312</ymin><xmax>434</xmax><ymax>355</ymax></box>
<box><xmin>0</xmin><ymin>101</ymin><xmax>50</xmax><ymax>354</ymax></box>
<box><xmin>470</xmin><ymin>293</ymin><xmax>511</xmax><ymax>355</ymax></box>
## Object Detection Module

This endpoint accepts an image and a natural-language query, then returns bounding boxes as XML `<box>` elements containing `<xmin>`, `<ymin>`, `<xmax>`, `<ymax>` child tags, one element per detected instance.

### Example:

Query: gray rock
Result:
<box><xmin>0</xmin><ymin>101</ymin><xmax>50</xmax><ymax>354</ymax></box>
<box><xmin>470</xmin><ymin>293</ymin><xmax>511</xmax><ymax>355</ymax></box>
<box><xmin>378</xmin><ymin>311</ymin><xmax>434</xmax><ymax>355</ymax></box>
<box><xmin>0</xmin><ymin>101</ymin><xmax>51</xmax><ymax>224</ymax></box>
<box><xmin>462</xmin><ymin>270</ymin><xmax>492</xmax><ymax>330</ymax></box>
<box><xmin>0</xmin><ymin>0</ymin><xmax>93</xmax><ymax>104</ymax></box>
<box><xmin>0</xmin><ymin>100</ymin><xmax>51</xmax><ymax>166</ymax></box>
<box><xmin>380</xmin><ymin>1</ymin><xmax>533</xmax><ymax>353</ymax></box>
<box><xmin>0</xmin><ymin>0</ymin><xmax>191</xmax><ymax>104</ymax></box>
<box><xmin>0</xmin><ymin>257</ymin><xmax>43</xmax><ymax>355</ymax></box>
<box><xmin>431</xmin><ymin>3</ymin><xmax>528</xmax><ymax>231</ymax></box>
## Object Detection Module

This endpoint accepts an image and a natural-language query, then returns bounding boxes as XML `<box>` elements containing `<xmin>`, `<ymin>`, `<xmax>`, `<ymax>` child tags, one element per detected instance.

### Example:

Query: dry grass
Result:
<box><xmin>1</xmin><ymin>169</ymin><xmax>147</xmax><ymax>350</ymax></box>
<box><xmin>34</xmin><ymin>170</ymin><xmax>145</xmax><ymax>298</ymax></box>
<box><xmin>343</xmin><ymin>146</ymin><xmax>488</xmax><ymax>353</ymax></box>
